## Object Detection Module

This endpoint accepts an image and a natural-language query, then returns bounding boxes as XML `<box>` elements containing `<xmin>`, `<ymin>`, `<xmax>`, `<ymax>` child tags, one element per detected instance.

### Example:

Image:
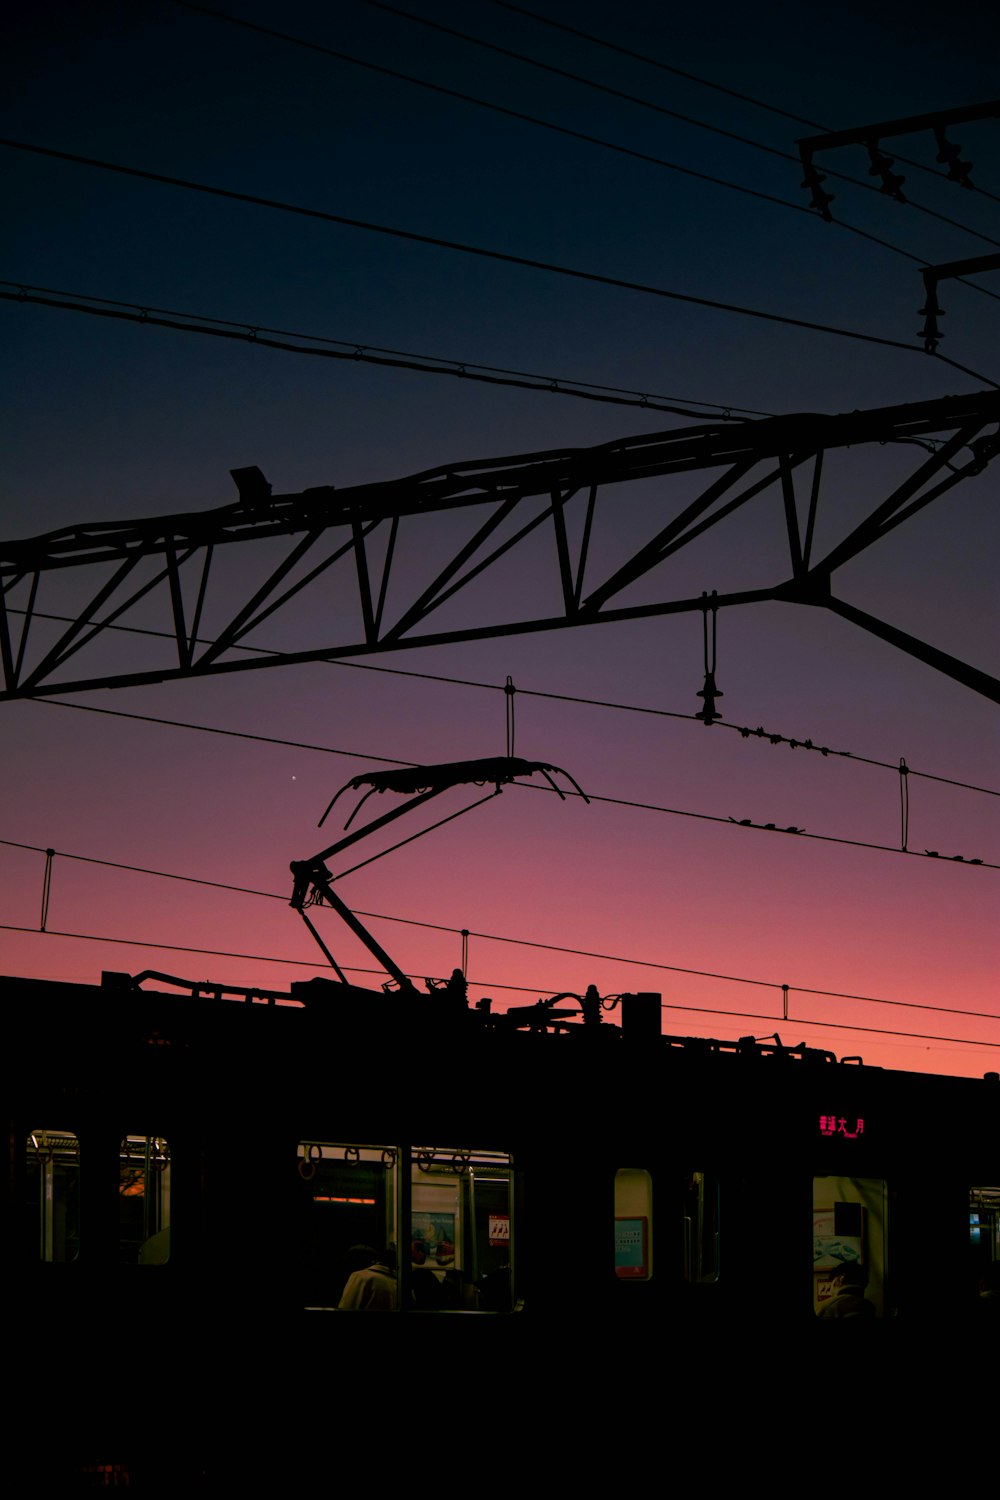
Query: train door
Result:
<box><xmin>613</xmin><ymin>1165</ymin><xmax>721</xmax><ymax>1319</ymax></box>
<box><xmin>813</xmin><ymin>1175</ymin><xmax>888</xmax><ymax>1318</ymax></box>
<box><xmin>118</xmin><ymin>1135</ymin><xmax>171</xmax><ymax>1264</ymax></box>
<box><xmin>970</xmin><ymin>1184</ymin><xmax>1000</xmax><ymax>1304</ymax></box>
<box><xmin>410</xmin><ymin>1146</ymin><xmax>513</xmax><ymax>1311</ymax></box>
<box><xmin>614</xmin><ymin>1167</ymin><xmax>653</xmax><ymax>1282</ymax></box>
<box><xmin>25</xmin><ymin>1128</ymin><xmax>80</xmax><ymax>1262</ymax></box>
<box><xmin>682</xmin><ymin>1171</ymin><xmax>721</xmax><ymax>1286</ymax></box>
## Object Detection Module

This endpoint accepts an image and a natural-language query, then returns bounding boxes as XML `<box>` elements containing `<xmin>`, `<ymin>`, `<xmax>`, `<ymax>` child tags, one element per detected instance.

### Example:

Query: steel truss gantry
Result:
<box><xmin>1</xmin><ymin>389</ymin><xmax>998</xmax><ymax>703</ymax></box>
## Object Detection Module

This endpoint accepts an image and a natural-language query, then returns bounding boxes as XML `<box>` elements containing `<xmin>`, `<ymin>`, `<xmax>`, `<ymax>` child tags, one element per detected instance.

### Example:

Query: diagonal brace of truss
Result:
<box><xmin>1</xmin><ymin>389</ymin><xmax>997</xmax><ymax>702</ymax></box>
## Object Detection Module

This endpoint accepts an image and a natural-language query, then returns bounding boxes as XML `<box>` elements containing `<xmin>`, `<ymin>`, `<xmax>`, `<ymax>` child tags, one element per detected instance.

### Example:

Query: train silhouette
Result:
<box><xmin>7</xmin><ymin>757</ymin><xmax>997</xmax><ymax>1480</ymax></box>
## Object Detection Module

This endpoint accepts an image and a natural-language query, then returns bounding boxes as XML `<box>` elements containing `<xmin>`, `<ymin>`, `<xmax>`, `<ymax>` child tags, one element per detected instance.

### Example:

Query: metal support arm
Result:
<box><xmin>2</xmin><ymin>390</ymin><xmax>997</xmax><ymax>701</ymax></box>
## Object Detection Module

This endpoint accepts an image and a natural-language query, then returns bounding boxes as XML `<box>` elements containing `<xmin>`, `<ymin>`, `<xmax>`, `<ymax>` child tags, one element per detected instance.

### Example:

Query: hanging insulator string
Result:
<box><xmin>696</xmin><ymin>591</ymin><xmax>723</xmax><ymax>725</ymax></box>
<box><xmin>899</xmin><ymin>756</ymin><xmax>910</xmax><ymax>851</ymax></box>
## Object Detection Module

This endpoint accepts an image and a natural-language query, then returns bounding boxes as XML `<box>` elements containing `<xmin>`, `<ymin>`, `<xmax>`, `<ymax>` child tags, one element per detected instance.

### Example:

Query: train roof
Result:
<box><xmin>3</xmin><ymin>968</ymin><xmax>997</xmax><ymax>1089</ymax></box>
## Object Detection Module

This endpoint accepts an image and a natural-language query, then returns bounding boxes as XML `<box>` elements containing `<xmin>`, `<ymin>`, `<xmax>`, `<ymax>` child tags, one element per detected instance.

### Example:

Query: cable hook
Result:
<box><xmin>504</xmin><ymin>675</ymin><xmax>516</xmax><ymax>757</ymax></box>
<box><xmin>40</xmin><ymin>848</ymin><xmax>55</xmax><ymax>932</ymax></box>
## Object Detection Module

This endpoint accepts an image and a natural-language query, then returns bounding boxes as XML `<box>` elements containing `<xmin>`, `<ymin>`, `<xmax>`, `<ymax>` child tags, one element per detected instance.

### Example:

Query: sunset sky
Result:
<box><xmin>2</xmin><ymin>0</ymin><xmax>997</xmax><ymax>1076</ymax></box>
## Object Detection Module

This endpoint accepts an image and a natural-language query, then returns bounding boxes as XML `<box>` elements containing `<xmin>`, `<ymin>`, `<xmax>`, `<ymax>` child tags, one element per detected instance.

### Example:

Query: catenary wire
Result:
<box><xmin>1</xmin><ymin>836</ymin><xmax>997</xmax><ymax>1022</ymax></box>
<box><xmin>5</xmin><ymin>279</ymin><xmax>764</xmax><ymax>411</ymax></box>
<box><xmin>0</xmin><ymin>923</ymin><xmax>994</xmax><ymax>1052</ymax></box>
<box><xmin>160</xmin><ymin>1</ymin><xmax>850</xmax><ymax>222</ymax></box>
<box><xmin>311</xmin><ymin>670</ymin><xmax>996</xmax><ymax>798</ymax></box>
<box><xmin>21</xmin><ymin>695</ymin><xmax>997</xmax><ymax>863</ymax></box>
<box><xmin>31</xmin><ymin>698</ymin><xmax>418</xmax><ymax>769</ymax></box>
<box><xmin>486</xmin><ymin>0</ymin><xmax>1000</xmax><ymax>208</ymax></box>
<box><xmin>481</xmin><ymin>0</ymin><xmax>893</xmax><ymax>131</ymax></box>
<box><xmin>8</xmin><ymin>137</ymin><xmax>994</xmax><ymax>379</ymax></box>
<box><xmin>22</xmin><ymin>637</ymin><xmax>1000</xmax><ymax>800</ymax></box>
<box><xmin>26</xmin><ymin>686</ymin><xmax>1000</xmax><ymax>863</ymax></box>
<box><xmin>7</xmin><ymin>280</ymin><xmax>997</xmax><ymax>407</ymax></box>
<box><xmin>5</xmin><ymin>836</ymin><xmax>996</xmax><ymax>1017</ymax></box>
<box><xmin>0</xmin><ymin>284</ymin><xmax>757</xmax><ymax>422</ymax></box>
<box><xmin>3</xmin><ymin>756</ymin><xmax>996</xmax><ymax>952</ymax></box>
<box><xmin>366</xmin><ymin>0</ymin><xmax>847</xmax><ymax>167</ymax></box>
<box><xmin>367</xmin><ymin>0</ymin><xmax>1000</xmax><ymax>257</ymax></box>
<box><xmin>170</xmin><ymin>0</ymin><xmax>1000</xmax><ymax>273</ymax></box>
<box><xmin>511</xmin><ymin>778</ymin><xmax>997</xmax><ymax>867</ymax></box>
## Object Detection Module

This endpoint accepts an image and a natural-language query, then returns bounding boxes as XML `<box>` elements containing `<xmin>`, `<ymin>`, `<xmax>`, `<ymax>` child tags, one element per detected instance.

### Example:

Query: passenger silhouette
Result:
<box><xmin>338</xmin><ymin>1245</ymin><xmax>398</xmax><ymax>1310</ymax></box>
<box><xmin>817</xmin><ymin>1262</ymin><xmax>876</xmax><ymax>1318</ymax></box>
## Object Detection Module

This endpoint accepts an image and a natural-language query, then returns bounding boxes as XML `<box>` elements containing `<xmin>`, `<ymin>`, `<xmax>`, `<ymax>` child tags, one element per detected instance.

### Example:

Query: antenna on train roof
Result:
<box><xmin>290</xmin><ymin>755</ymin><xmax>588</xmax><ymax>997</ymax></box>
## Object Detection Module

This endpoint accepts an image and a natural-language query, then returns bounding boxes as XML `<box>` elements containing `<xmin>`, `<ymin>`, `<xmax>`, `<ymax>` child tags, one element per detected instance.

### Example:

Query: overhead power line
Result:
<box><xmin>13</xmin><ymin>698</ymin><xmax>998</xmax><ymax>868</ymax></box>
<box><xmin>329</xmin><ymin>660</ymin><xmax>1000</xmax><ymax>798</ymax></box>
<box><xmin>0</xmin><ymin>282</ymin><xmax>757</xmax><ymax>421</ymax></box>
<box><xmin>168</xmin><ymin>0</ymin><xmax>1000</xmax><ymax>294</ymax></box>
<box><xmin>367</xmin><ymin>0</ymin><xmax>826</xmax><ymax>163</ymax></box>
<box><xmin>6</xmin><ymin>136</ymin><xmax>996</xmax><ymax>381</ymax></box>
<box><xmin>163</xmin><ymin>0</ymin><xmax>832</xmax><ymax>219</ymax></box>
<box><xmin>368</xmin><ymin>0</ymin><xmax>1000</xmax><ymax>254</ymax></box>
<box><xmin>486</xmin><ymin>0</ymin><xmax>861</xmax><ymax>131</ymax></box>
<box><xmin>486</xmin><ymin>0</ymin><xmax>1000</xmax><ymax>210</ymax></box>
<box><xmin>20</xmin><ymin>631</ymin><xmax>1000</xmax><ymax>800</ymax></box>
<box><xmin>4</xmin><ymin>921</ymin><xmax>997</xmax><ymax>1053</ymax></box>
<box><xmin>9</xmin><ymin>279</ymin><xmax>998</xmax><ymax>419</ymax></box>
<box><xmin>170</xmin><ymin>0</ymin><xmax>1000</xmax><ymax>278</ymax></box>
<box><xmin>513</xmin><ymin>778</ymin><xmax>995</xmax><ymax>868</ymax></box>
<box><xmin>5</xmin><ymin>281</ymin><xmax>995</xmax><ymax>402</ymax></box>
<box><xmin>2</xmin><ymin>837</ymin><xmax>996</xmax><ymax>1032</ymax></box>
<box><xmin>33</xmin><ymin>697</ymin><xmax>416</xmax><ymax>768</ymax></box>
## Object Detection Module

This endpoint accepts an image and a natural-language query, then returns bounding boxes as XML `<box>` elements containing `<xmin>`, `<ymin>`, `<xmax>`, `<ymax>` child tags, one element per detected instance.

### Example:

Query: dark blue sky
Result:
<box><xmin>2</xmin><ymin>0</ymin><xmax>998</xmax><ymax>1073</ymax></box>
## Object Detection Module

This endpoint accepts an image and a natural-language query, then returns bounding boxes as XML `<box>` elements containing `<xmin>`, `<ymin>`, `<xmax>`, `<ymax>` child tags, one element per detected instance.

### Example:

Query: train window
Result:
<box><xmin>970</xmin><ymin>1186</ymin><xmax>1000</xmax><ymax>1255</ymax></box>
<box><xmin>970</xmin><ymin>1185</ymin><xmax>1000</xmax><ymax>1307</ymax></box>
<box><xmin>296</xmin><ymin>1142</ymin><xmax>513</xmax><ymax>1310</ymax></box>
<box><xmin>813</xmin><ymin>1175</ymin><xmax>887</xmax><ymax>1318</ymax></box>
<box><xmin>411</xmin><ymin>1147</ymin><xmax>513</xmax><ymax>1312</ymax></box>
<box><xmin>683</xmin><ymin>1172</ymin><xmax>720</xmax><ymax>1284</ymax></box>
<box><xmin>615</xmin><ymin>1168</ymin><xmax>652</xmax><ymax>1280</ymax></box>
<box><xmin>26</xmin><ymin>1129</ymin><xmax>80</xmax><ymax>1262</ymax></box>
<box><xmin>119</xmin><ymin>1136</ymin><xmax>171</xmax><ymax>1265</ymax></box>
<box><xmin>296</xmin><ymin>1140</ymin><xmax>400</xmax><ymax>1309</ymax></box>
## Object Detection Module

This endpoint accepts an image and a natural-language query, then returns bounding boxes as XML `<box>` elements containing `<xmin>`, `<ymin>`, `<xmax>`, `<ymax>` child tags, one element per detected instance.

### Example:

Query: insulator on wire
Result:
<box><xmin>696</xmin><ymin>671</ymin><xmax>723</xmax><ymax>725</ymax></box>
<box><xmin>865</xmin><ymin>140</ymin><xmax>906</xmax><ymax>200</ymax></box>
<box><xmin>934</xmin><ymin>127</ymin><xmax>974</xmax><ymax>187</ymax></box>
<box><xmin>800</xmin><ymin>157</ymin><xmax>835</xmax><ymax>219</ymax></box>
<box><xmin>695</xmin><ymin>591</ymin><xmax>723</xmax><ymax>725</ymax></box>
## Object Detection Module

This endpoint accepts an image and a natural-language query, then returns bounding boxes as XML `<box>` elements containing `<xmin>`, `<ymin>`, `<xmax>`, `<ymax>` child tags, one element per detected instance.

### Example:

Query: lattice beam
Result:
<box><xmin>1</xmin><ymin>390</ymin><xmax>997</xmax><ymax>701</ymax></box>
